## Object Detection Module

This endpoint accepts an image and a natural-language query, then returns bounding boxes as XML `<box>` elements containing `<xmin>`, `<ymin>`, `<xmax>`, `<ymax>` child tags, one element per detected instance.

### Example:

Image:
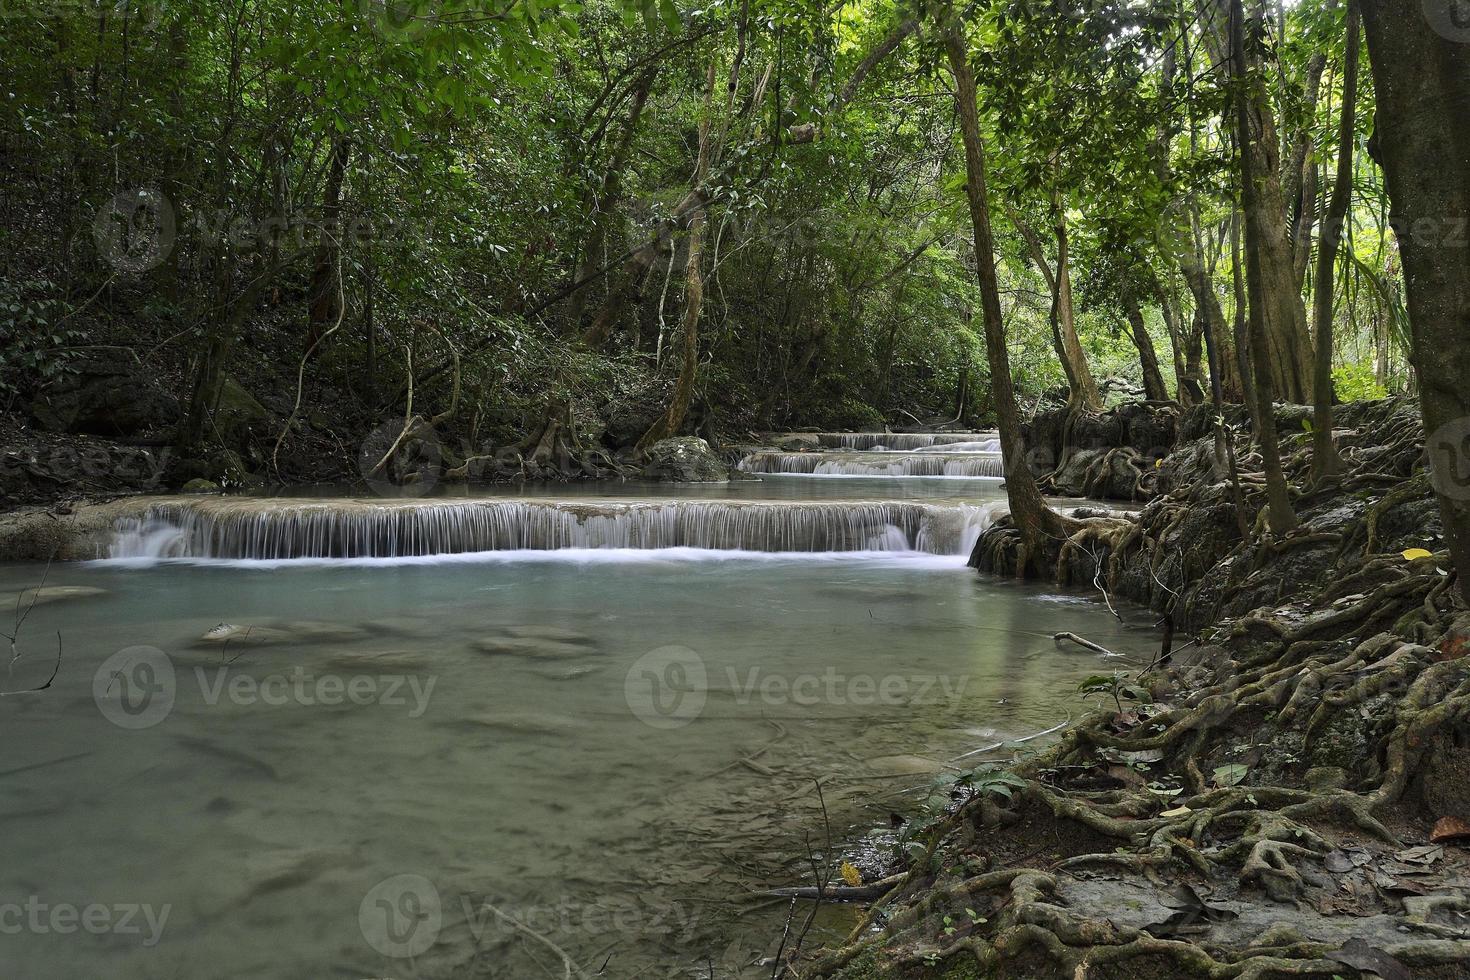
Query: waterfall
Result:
<box><xmin>739</xmin><ymin>452</ymin><xmax>1006</xmax><ymax>478</ymax></box>
<box><xmin>810</xmin><ymin>432</ymin><xmax>998</xmax><ymax>451</ymax></box>
<box><xmin>103</xmin><ymin>498</ymin><xmax>1000</xmax><ymax>560</ymax></box>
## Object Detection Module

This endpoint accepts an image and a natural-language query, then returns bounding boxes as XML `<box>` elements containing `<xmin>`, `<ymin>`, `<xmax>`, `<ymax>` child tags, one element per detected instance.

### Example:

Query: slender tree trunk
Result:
<box><xmin>567</xmin><ymin>67</ymin><xmax>658</xmax><ymax>331</ymax></box>
<box><xmin>1360</xmin><ymin>0</ymin><xmax>1470</xmax><ymax>602</ymax></box>
<box><xmin>1125</xmin><ymin>295</ymin><xmax>1171</xmax><ymax>402</ymax></box>
<box><xmin>1310</xmin><ymin>0</ymin><xmax>1359</xmax><ymax>480</ymax></box>
<box><xmin>1231</xmin><ymin>0</ymin><xmax>1297</xmax><ymax>534</ymax></box>
<box><xmin>1286</xmin><ymin>48</ymin><xmax>1330</xmax><ymax>290</ymax></box>
<box><xmin>638</xmin><ymin>63</ymin><xmax>718</xmax><ymax>449</ymax></box>
<box><xmin>1051</xmin><ymin>189</ymin><xmax>1103</xmax><ymax>411</ymax></box>
<box><xmin>1201</xmin><ymin>0</ymin><xmax>1316</xmax><ymax>404</ymax></box>
<box><xmin>306</xmin><ymin>137</ymin><xmax>350</xmax><ymax>352</ymax></box>
<box><xmin>1230</xmin><ymin>208</ymin><xmax>1258</xmax><ymax>421</ymax></box>
<box><xmin>944</xmin><ymin>22</ymin><xmax>1070</xmax><ymax>567</ymax></box>
<box><xmin>1013</xmin><ymin>209</ymin><xmax>1101</xmax><ymax>411</ymax></box>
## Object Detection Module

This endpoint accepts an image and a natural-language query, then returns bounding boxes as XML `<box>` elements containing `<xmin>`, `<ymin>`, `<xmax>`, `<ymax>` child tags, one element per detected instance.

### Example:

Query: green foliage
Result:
<box><xmin>0</xmin><ymin>279</ymin><xmax>83</xmax><ymax>400</ymax></box>
<box><xmin>1333</xmin><ymin>361</ymin><xmax>1388</xmax><ymax>403</ymax></box>
<box><xmin>0</xmin><ymin>0</ymin><xmax>1417</xmax><ymax>443</ymax></box>
<box><xmin>1079</xmin><ymin>671</ymin><xmax>1153</xmax><ymax>716</ymax></box>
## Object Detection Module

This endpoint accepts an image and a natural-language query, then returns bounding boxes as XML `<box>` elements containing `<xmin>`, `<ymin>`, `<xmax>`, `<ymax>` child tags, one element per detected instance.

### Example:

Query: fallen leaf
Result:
<box><xmin>1160</xmin><ymin>805</ymin><xmax>1192</xmax><ymax>818</ymax></box>
<box><xmin>1394</xmin><ymin>844</ymin><xmax>1444</xmax><ymax>865</ymax></box>
<box><xmin>1326</xmin><ymin>937</ymin><xmax>1413</xmax><ymax>980</ymax></box>
<box><xmin>1373</xmin><ymin>873</ymin><xmax>1429</xmax><ymax>896</ymax></box>
<box><xmin>1212</xmin><ymin>763</ymin><xmax>1248</xmax><ymax>787</ymax></box>
<box><xmin>1325</xmin><ymin>850</ymin><xmax>1355</xmax><ymax>873</ymax></box>
<box><xmin>1402</xmin><ymin>548</ymin><xmax>1434</xmax><ymax>562</ymax></box>
<box><xmin>1436</xmin><ymin>631</ymin><xmax>1470</xmax><ymax>663</ymax></box>
<box><xmin>1430</xmin><ymin>816</ymin><xmax>1470</xmax><ymax>844</ymax></box>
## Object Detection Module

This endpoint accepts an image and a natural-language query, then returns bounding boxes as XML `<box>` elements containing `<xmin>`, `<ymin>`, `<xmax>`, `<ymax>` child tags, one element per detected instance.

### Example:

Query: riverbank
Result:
<box><xmin>792</xmin><ymin>397</ymin><xmax>1470</xmax><ymax>979</ymax></box>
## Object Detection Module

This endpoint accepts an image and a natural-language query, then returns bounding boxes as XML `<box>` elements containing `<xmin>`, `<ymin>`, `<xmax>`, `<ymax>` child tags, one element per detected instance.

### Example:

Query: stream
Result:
<box><xmin>0</xmin><ymin>443</ymin><xmax>1159</xmax><ymax>978</ymax></box>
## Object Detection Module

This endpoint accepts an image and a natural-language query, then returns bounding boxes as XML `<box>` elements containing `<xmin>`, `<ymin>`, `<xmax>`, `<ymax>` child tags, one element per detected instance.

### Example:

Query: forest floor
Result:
<box><xmin>790</xmin><ymin>397</ymin><xmax>1470</xmax><ymax>980</ymax></box>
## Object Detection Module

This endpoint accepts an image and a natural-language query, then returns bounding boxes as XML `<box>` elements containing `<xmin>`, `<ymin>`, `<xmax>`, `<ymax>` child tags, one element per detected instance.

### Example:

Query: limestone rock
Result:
<box><xmin>640</xmin><ymin>437</ymin><xmax>730</xmax><ymax>483</ymax></box>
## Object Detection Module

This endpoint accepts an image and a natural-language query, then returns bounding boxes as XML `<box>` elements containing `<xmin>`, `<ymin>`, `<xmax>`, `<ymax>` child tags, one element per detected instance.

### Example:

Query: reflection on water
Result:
<box><xmin>0</xmin><ymin>481</ymin><xmax>1154</xmax><ymax>977</ymax></box>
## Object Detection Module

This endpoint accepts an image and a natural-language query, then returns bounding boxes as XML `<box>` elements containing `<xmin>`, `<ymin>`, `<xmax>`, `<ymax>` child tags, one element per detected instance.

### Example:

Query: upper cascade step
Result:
<box><xmin>765</xmin><ymin>431</ymin><xmax>1000</xmax><ymax>451</ymax></box>
<box><xmin>739</xmin><ymin>451</ymin><xmax>1005</xmax><ymax>478</ymax></box>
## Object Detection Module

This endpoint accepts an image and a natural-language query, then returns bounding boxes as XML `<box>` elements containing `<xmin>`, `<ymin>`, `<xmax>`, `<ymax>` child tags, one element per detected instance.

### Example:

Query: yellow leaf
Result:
<box><xmin>839</xmin><ymin>860</ymin><xmax>862</xmax><ymax>888</ymax></box>
<box><xmin>1402</xmin><ymin>548</ymin><xmax>1434</xmax><ymax>562</ymax></box>
<box><xmin>1155</xmin><ymin>458</ymin><xmax>1164</xmax><ymax>469</ymax></box>
<box><xmin>1160</xmin><ymin>805</ymin><xmax>1192</xmax><ymax>818</ymax></box>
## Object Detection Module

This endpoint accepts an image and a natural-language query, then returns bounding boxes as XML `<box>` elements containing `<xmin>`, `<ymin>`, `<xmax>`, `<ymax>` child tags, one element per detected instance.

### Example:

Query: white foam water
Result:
<box><xmin>739</xmin><ymin>451</ymin><xmax>1006</xmax><ymax>478</ymax></box>
<box><xmin>814</xmin><ymin>431</ymin><xmax>998</xmax><ymax>450</ymax></box>
<box><xmin>102</xmin><ymin>497</ymin><xmax>1003</xmax><ymax>562</ymax></box>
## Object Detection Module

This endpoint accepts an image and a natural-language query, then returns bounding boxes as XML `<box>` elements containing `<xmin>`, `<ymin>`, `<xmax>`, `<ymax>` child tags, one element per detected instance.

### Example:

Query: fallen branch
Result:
<box><xmin>1052</xmin><ymin>631</ymin><xmax>1117</xmax><ymax>657</ymax></box>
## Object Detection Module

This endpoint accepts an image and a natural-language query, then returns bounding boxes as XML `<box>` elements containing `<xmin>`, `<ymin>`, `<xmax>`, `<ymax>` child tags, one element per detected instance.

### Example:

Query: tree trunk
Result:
<box><xmin>567</xmin><ymin>67</ymin><xmax>658</xmax><ymax>331</ymax></box>
<box><xmin>1231</xmin><ymin>0</ymin><xmax>1297</xmax><ymax>534</ymax></box>
<box><xmin>944</xmin><ymin>23</ymin><xmax>1070</xmax><ymax>566</ymax></box>
<box><xmin>1124</xmin><ymin>295</ymin><xmax>1171</xmax><ymax>402</ymax></box>
<box><xmin>1286</xmin><ymin>48</ymin><xmax>1329</xmax><ymax>291</ymax></box>
<box><xmin>306</xmin><ymin>137</ymin><xmax>350</xmax><ymax>352</ymax></box>
<box><xmin>638</xmin><ymin>63</ymin><xmax>718</xmax><ymax>449</ymax></box>
<box><xmin>1310</xmin><ymin>0</ymin><xmax>1359</xmax><ymax>481</ymax></box>
<box><xmin>1201</xmin><ymin>0</ymin><xmax>1315</xmax><ymax>404</ymax></box>
<box><xmin>1360</xmin><ymin>0</ymin><xmax>1470</xmax><ymax>603</ymax></box>
<box><xmin>1013</xmin><ymin>208</ymin><xmax>1101</xmax><ymax>411</ymax></box>
<box><xmin>1051</xmin><ymin>189</ymin><xmax>1103</xmax><ymax>411</ymax></box>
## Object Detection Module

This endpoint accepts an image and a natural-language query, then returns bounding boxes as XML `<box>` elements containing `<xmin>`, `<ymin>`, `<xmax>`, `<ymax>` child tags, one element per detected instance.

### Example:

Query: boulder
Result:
<box><xmin>639</xmin><ymin>437</ymin><xmax>730</xmax><ymax>483</ymax></box>
<box><xmin>29</xmin><ymin>352</ymin><xmax>177</xmax><ymax>437</ymax></box>
<box><xmin>212</xmin><ymin>378</ymin><xmax>271</xmax><ymax>446</ymax></box>
<box><xmin>771</xmin><ymin>433</ymin><xmax>823</xmax><ymax>452</ymax></box>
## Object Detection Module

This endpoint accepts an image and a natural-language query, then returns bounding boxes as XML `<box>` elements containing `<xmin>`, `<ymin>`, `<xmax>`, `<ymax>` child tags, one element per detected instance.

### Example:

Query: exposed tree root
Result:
<box><xmin>804</xmin><ymin>401</ymin><xmax>1470</xmax><ymax>979</ymax></box>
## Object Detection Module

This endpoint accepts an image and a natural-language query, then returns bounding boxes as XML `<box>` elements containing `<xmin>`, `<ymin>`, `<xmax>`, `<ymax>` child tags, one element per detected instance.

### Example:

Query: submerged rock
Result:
<box><xmin>197</xmin><ymin>620</ymin><xmax>368</xmax><ymax>647</ymax></box>
<box><xmin>502</xmin><ymin>625</ymin><xmax>594</xmax><ymax>643</ymax></box>
<box><xmin>465</xmin><ymin>711</ymin><xmax>590</xmax><ymax>736</ymax></box>
<box><xmin>474</xmin><ymin>637</ymin><xmax>594</xmax><ymax>659</ymax></box>
<box><xmin>322</xmin><ymin>650</ymin><xmax>431</xmax><ymax>673</ymax></box>
<box><xmin>0</xmin><ymin>585</ymin><xmax>107</xmax><ymax>608</ymax></box>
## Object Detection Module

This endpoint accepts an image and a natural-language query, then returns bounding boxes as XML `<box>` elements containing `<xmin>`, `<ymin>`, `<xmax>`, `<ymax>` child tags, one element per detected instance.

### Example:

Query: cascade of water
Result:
<box><xmin>812</xmin><ymin>432</ymin><xmax>997</xmax><ymax>451</ymax></box>
<box><xmin>103</xmin><ymin>498</ymin><xmax>999</xmax><ymax>560</ymax></box>
<box><xmin>738</xmin><ymin>452</ymin><xmax>1006</xmax><ymax>478</ymax></box>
